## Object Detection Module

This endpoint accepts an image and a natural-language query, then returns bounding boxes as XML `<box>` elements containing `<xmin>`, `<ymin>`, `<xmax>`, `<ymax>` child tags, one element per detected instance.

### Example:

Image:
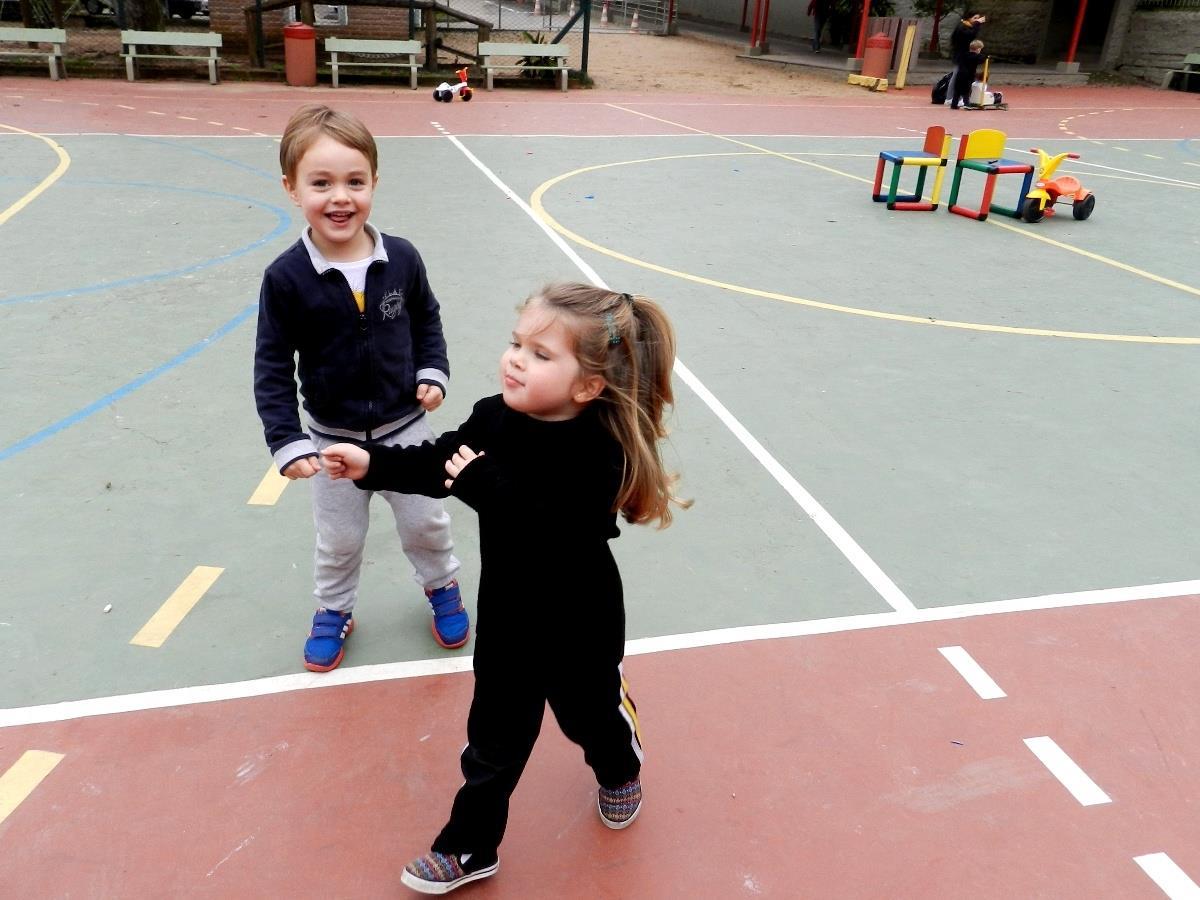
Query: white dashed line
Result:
<box><xmin>1024</xmin><ymin>736</ymin><xmax>1111</xmax><ymax>806</ymax></box>
<box><xmin>146</xmin><ymin>110</ymin><xmax>165</xmax><ymax>116</ymax></box>
<box><xmin>938</xmin><ymin>646</ymin><xmax>1006</xmax><ymax>699</ymax></box>
<box><xmin>1134</xmin><ymin>853</ymin><xmax>1200</xmax><ymax>899</ymax></box>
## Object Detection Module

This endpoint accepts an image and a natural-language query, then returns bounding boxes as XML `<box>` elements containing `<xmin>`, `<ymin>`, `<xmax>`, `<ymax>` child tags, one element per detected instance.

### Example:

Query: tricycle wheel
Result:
<box><xmin>1022</xmin><ymin>197</ymin><xmax>1045</xmax><ymax>223</ymax></box>
<box><xmin>1072</xmin><ymin>194</ymin><xmax>1095</xmax><ymax>221</ymax></box>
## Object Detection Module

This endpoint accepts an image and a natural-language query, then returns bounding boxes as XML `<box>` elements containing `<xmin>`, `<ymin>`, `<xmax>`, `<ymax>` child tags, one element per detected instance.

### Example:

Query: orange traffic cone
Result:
<box><xmin>629</xmin><ymin>8</ymin><xmax>639</xmax><ymax>30</ymax></box>
<box><xmin>600</xmin><ymin>0</ymin><xmax>609</xmax><ymax>24</ymax></box>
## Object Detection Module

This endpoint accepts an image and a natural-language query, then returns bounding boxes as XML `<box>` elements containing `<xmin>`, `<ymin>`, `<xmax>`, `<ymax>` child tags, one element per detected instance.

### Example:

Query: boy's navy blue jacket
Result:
<box><xmin>254</xmin><ymin>226</ymin><xmax>450</xmax><ymax>473</ymax></box>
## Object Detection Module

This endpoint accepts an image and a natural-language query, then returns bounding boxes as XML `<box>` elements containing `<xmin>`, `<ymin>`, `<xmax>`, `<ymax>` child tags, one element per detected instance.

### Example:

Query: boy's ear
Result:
<box><xmin>282</xmin><ymin>175</ymin><xmax>300</xmax><ymax>205</ymax></box>
<box><xmin>573</xmin><ymin>374</ymin><xmax>605</xmax><ymax>405</ymax></box>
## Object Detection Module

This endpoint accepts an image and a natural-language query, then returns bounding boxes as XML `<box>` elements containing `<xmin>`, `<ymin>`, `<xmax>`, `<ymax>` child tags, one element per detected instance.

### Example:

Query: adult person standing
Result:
<box><xmin>946</xmin><ymin>13</ymin><xmax>986</xmax><ymax>105</ymax></box>
<box><xmin>807</xmin><ymin>0</ymin><xmax>831</xmax><ymax>53</ymax></box>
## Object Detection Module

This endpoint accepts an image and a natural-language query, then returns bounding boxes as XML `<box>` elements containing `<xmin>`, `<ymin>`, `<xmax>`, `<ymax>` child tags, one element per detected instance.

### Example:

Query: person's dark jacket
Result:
<box><xmin>950</xmin><ymin>19</ymin><xmax>982</xmax><ymax>63</ymax></box>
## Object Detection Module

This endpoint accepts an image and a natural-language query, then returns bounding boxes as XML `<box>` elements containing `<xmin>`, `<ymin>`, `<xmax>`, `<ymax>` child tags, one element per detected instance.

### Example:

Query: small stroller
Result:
<box><xmin>964</xmin><ymin>57</ymin><xmax>1008</xmax><ymax>110</ymax></box>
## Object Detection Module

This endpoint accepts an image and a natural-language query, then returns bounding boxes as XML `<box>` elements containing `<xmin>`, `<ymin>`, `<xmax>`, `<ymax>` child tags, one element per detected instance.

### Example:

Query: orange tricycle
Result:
<box><xmin>1021</xmin><ymin>147</ymin><xmax>1095</xmax><ymax>223</ymax></box>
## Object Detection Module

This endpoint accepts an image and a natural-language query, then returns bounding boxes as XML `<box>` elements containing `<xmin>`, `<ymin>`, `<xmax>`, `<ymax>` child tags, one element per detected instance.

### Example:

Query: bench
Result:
<box><xmin>121</xmin><ymin>30</ymin><xmax>222</xmax><ymax>84</ymax></box>
<box><xmin>477</xmin><ymin>41</ymin><xmax>568</xmax><ymax>92</ymax></box>
<box><xmin>0</xmin><ymin>27</ymin><xmax>67</xmax><ymax>80</ymax></box>
<box><xmin>1162</xmin><ymin>52</ymin><xmax>1200</xmax><ymax>92</ymax></box>
<box><xmin>325</xmin><ymin>37</ymin><xmax>420</xmax><ymax>89</ymax></box>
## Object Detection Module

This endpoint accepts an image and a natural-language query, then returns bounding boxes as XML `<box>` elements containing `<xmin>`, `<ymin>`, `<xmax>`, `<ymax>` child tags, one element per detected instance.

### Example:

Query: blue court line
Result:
<box><xmin>130</xmin><ymin>135</ymin><xmax>279</xmax><ymax>182</ymax></box>
<box><xmin>0</xmin><ymin>304</ymin><xmax>257</xmax><ymax>463</ymax></box>
<box><xmin>0</xmin><ymin>180</ymin><xmax>292</xmax><ymax>307</ymax></box>
<box><xmin>1179</xmin><ymin>138</ymin><xmax>1199</xmax><ymax>159</ymax></box>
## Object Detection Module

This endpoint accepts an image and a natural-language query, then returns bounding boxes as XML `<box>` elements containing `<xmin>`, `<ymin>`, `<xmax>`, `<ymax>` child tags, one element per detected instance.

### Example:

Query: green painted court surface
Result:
<box><xmin>2</xmin><ymin>84</ymin><xmax>1198</xmax><ymax>713</ymax></box>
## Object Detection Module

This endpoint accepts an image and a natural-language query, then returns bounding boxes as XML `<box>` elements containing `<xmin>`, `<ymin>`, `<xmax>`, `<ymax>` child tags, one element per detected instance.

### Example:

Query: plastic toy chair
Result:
<box><xmin>947</xmin><ymin>128</ymin><xmax>1034</xmax><ymax>221</ymax></box>
<box><xmin>872</xmin><ymin>125</ymin><xmax>952</xmax><ymax>211</ymax></box>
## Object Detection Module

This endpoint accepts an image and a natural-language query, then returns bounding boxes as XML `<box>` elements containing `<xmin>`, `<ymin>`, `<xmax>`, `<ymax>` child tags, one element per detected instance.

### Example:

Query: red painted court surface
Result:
<box><xmin>3</xmin><ymin>593</ymin><xmax>1199</xmax><ymax>897</ymax></box>
<box><xmin>3</xmin><ymin>75</ymin><xmax>1200</xmax><ymax>897</ymax></box>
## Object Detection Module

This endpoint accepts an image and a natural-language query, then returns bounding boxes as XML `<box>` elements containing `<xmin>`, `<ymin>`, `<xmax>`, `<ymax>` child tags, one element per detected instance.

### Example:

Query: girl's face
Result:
<box><xmin>500</xmin><ymin>303</ymin><xmax>601</xmax><ymax>421</ymax></box>
<box><xmin>283</xmin><ymin>134</ymin><xmax>377</xmax><ymax>262</ymax></box>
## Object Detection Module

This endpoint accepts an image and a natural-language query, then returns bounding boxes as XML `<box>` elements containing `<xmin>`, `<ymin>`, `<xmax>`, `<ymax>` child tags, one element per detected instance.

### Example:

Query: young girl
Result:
<box><xmin>322</xmin><ymin>282</ymin><xmax>686</xmax><ymax>894</ymax></box>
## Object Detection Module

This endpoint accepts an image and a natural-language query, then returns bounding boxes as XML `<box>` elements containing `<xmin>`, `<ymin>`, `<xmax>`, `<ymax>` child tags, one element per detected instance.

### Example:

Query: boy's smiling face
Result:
<box><xmin>283</xmin><ymin>133</ymin><xmax>378</xmax><ymax>262</ymax></box>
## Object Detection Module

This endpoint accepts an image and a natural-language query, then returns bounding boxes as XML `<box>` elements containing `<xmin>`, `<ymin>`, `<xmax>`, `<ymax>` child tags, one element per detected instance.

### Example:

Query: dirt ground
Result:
<box><xmin>584</xmin><ymin>31</ymin><xmax>853</xmax><ymax>95</ymax></box>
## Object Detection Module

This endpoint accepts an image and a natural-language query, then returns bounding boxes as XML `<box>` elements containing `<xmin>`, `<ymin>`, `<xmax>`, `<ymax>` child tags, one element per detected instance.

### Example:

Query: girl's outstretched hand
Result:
<box><xmin>445</xmin><ymin>445</ymin><xmax>483</xmax><ymax>490</ymax></box>
<box><xmin>322</xmin><ymin>443</ymin><xmax>370</xmax><ymax>480</ymax></box>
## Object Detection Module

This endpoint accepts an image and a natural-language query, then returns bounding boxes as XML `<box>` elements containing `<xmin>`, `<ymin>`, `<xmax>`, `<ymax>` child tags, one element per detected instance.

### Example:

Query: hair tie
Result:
<box><xmin>604</xmin><ymin>312</ymin><xmax>621</xmax><ymax>345</ymax></box>
<box><xmin>621</xmin><ymin>292</ymin><xmax>634</xmax><ymax>306</ymax></box>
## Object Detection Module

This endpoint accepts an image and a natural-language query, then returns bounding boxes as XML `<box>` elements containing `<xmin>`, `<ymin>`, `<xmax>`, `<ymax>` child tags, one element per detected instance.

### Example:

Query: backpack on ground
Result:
<box><xmin>931</xmin><ymin>72</ymin><xmax>951</xmax><ymax>104</ymax></box>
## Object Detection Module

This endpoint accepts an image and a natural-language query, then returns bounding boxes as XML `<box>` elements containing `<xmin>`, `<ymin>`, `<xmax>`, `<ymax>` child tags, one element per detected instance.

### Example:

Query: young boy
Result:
<box><xmin>951</xmin><ymin>38</ymin><xmax>986</xmax><ymax>109</ymax></box>
<box><xmin>254</xmin><ymin>104</ymin><xmax>468</xmax><ymax>672</ymax></box>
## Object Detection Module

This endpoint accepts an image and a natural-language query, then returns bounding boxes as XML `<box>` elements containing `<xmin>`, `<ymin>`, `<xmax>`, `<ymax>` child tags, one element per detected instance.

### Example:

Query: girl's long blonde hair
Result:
<box><xmin>525</xmin><ymin>283</ymin><xmax>688</xmax><ymax>528</ymax></box>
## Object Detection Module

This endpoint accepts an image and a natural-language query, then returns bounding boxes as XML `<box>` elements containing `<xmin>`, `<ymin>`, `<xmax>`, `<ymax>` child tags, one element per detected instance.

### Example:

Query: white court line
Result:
<box><xmin>938</xmin><ymin>646</ymin><xmax>1006</xmax><ymax>699</ymax></box>
<box><xmin>437</xmin><ymin>126</ymin><xmax>916</xmax><ymax>615</ymax></box>
<box><xmin>1134</xmin><ymin>853</ymin><xmax>1200</xmax><ymax>899</ymax></box>
<box><xmin>1023</xmin><ymin>736</ymin><xmax>1111</xmax><ymax>806</ymax></box>
<box><xmin>3</xmin><ymin>579</ymin><xmax>1197</xmax><ymax>729</ymax></box>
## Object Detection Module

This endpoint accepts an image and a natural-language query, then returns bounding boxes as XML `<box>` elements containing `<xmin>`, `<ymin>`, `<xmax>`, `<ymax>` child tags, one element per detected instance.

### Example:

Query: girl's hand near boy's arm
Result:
<box><xmin>322</xmin><ymin>443</ymin><xmax>371</xmax><ymax>480</ymax></box>
<box><xmin>283</xmin><ymin>456</ymin><xmax>322</xmax><ymax>480</ymax></box>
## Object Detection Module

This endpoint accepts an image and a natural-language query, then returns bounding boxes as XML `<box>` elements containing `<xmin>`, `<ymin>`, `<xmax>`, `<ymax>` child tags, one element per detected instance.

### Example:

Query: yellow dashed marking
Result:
<box><xmin>178</xmin><ymin>115</ymin><xmax>197</xmax><ymax>121</ymax></box>
<box><xmin>0</xmin><ymin>751</ymin><xmax>64</xmax><ymax>826</ymax></box>
<box><xmin>131</xmin><ymin>566</ymin><xmax>224</xmax><ymax>648</ymax></box>
<box><xmin>248</xmin><ymin>465</ymin><xmax>288</xmax><ymax>506</ymax></box>
<box><xmin>207</xmin><ymin>120</ymin><xmax>224</xmax><ymax>126</ymax></box>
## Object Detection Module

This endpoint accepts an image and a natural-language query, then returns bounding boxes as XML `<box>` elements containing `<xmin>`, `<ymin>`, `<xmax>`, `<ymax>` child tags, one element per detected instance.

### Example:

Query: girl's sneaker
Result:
<box><xmin>401</xmin><ymin>852</ymin><xmax>498</xmax><ymax>894</ymax></box>
<box><xmin>425</xmin><ymin>580</ymin><xmax>470</xmax><ymax>649</ymax></box>
<box><xmin>598</xmin><ymin>778</ymin><xmax>642</xmax><ymax>829</ymax></box>
<box><xmin>303</xmin><ymin>608</ymin><xmax>354</xmax><ymax>672</ymax></box>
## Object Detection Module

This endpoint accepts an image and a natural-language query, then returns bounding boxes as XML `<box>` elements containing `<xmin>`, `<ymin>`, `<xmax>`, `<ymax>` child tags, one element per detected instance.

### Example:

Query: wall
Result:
<box><xmin>1118</xmin><ymin>8</ymin><xmax>1200</xmax><ymax>84</ymax></box>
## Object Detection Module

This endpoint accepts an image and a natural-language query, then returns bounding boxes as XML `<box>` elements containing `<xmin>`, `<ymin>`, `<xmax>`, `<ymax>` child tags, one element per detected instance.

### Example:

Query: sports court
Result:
<box><xmin>2</xmin><ymin>76</ymin><xmax>1199</xmax><ymax>897</ymax></box>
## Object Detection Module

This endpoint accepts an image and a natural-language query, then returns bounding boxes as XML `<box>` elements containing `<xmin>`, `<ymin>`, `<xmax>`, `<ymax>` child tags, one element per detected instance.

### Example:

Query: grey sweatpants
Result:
<box><xmin>310</xmin><ymin>418</ymin><xmax>460</xmax><ymax>613</ymax></box>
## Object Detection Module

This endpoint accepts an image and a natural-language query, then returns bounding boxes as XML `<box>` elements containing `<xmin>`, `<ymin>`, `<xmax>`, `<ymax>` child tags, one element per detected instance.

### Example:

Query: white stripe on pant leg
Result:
<box><xmin>617</xmin><ymin>663</ymin><xmax>645</xmax><ymax>764</ymax></box>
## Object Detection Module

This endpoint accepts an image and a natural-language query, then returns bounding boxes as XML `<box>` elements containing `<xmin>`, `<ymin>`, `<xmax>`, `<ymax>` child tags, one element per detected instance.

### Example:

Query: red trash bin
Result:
<box><xmin>283</xmin><ymin>22</ymin><xmax>317</xmax><ymax>87</ymax></box>
<box><xmin>861</xmin><ymin>31</ymin><xmax>893</xmax><ymax>80</ymax></box>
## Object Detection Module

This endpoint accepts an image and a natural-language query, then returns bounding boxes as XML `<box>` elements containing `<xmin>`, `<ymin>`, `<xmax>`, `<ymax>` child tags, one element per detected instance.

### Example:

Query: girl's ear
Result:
<box><xmin>574</xmin><ymin>374</ymin><xmax>605</xmax><ymax>404</ymax></box>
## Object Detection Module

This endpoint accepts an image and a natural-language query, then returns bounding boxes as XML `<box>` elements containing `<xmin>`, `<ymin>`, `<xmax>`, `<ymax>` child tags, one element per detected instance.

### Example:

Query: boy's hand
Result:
<box><xmin>322</xmin><ymin>443</ymin><xmax>371</xmax><ymax>480</ymax></box>
<box><xmin>283</xmin><ymin>456</ymin><xmax>322</xmax><ymax>480</ymax></box>
<box><xmin>417</xmin><ymin>383</ymin><xmax>444</xmax><ymax>412</ymax></box>
<box><xmin>444</xmin><ymin>445</ymin><xmax>483</xmax><ymax>490</ymax></box>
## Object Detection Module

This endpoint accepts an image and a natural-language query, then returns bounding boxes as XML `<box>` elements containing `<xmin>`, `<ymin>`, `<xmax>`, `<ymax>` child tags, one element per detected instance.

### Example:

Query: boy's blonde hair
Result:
<box><xmin>970</xmin><ymin>39</ymin><xmax>984</xmax><ymax>51</ymax></box>
<box><xmin>279</xmin><ymin>104</ymin><xmax>378</xmax><ymax>182</ymax></box>
<box><xmin>524</xmin><ymin>283</ymin><xmax>689</xmax><ymax>528</ymax></box>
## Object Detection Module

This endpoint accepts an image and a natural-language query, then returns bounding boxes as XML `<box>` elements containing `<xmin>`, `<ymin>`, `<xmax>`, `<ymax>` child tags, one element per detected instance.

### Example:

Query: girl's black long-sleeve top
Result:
<box><xmin>356</xmin><ymin>395</ymin><xmax>627</xmax><ymax>658</ymax></box>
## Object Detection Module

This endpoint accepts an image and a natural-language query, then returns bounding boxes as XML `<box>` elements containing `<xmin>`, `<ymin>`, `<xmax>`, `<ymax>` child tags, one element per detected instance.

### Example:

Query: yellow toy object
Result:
<box><xmin>1020</xmin><ymin>147</ymin><xmax>1095</xmax><ymax>223</ymax></box>
<box><xmin>871</xmin><ymin>125</ymin><xmax>952</xmax><ymax>211</ymax></box>
<box><xmin>947</xmin><ymin>127</ymin><xmax>1034</xmax><ymax>221</ymax></box>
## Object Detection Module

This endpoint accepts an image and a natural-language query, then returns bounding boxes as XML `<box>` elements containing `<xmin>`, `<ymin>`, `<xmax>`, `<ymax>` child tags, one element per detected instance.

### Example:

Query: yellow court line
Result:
<box><xmin>0</xmin><ymin>751</ymin><xmax>64</xmax><ymax>827</ymax></box>
<box><xmin>131</xmin><ymin>566</ymin><xmax>224</xmax><ymax>648</ymax></box>
<box><xmin>248</xmin><ymin>465</ymin><xmax>288</xmax><ymax>506</ymax></box>
<box><xmin>543</xmin><ymin>107</ymin><xmax>1200</xmax><ymax>343</ymax></box>
<box><xmin>0</xmin><ymin>123</ymin><xmax>70</xmax><ymax>227</ymax></box>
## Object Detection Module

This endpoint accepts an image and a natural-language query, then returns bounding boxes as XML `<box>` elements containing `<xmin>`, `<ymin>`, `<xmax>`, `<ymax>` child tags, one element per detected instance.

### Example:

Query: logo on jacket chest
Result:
<box><xmin>380</xmin><ymin>289</ymin><xmax>405</xmax><ymax>320</ymax></box>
